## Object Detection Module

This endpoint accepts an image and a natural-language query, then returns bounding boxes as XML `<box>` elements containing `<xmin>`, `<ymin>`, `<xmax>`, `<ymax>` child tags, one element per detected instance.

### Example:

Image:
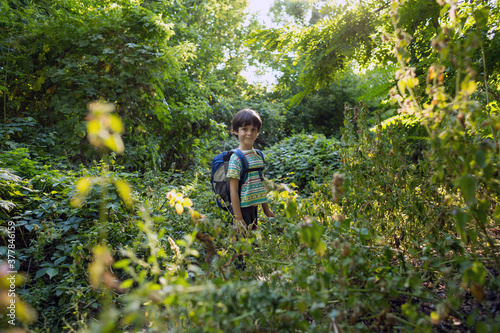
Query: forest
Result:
<box><xmin>1</xmin><ymin>0</ymin><xmax>499</xmax><ymax>332</ymax></box>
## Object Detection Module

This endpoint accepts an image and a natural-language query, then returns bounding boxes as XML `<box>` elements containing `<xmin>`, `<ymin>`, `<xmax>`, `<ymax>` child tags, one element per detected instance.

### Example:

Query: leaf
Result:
<box><xmin>314</xmin><ymin>240</ymin><xmax>327</xmax><ymax>257</ymax></box>
<box><xmin>462</xmin><ymin>261</ymin><xmax>487</xmax><ymax>285</ymax></box>
<box><xmin>360</xmin><ymin>227</ymin><xmax>370</xmax><ymax>240</ymax></box>
<box><xmin>35</xmin><ymin>268</ymin><xmax>49</xmax><ymax>279</ymax></box>
<box><xmin>113</xmin><ymin>259</ymin><xmax>131</xmax><ymax>269</ymax></box>
<box><xmin>104</xmin><ymin>135</ymin><xmax>124</xmax><ymax>154</ymax></box>
<box><xmin>494</xmin><ymin>205</ymin><xmax>500</xmax><ymax>218</ymax></box>
<box><xmin>182</xmin><ymin>197</ymin><xmax>193</xmax><ymax>207</ymax></box>
<box><xmin>75</xmin><ymin>177</ymin><xmax>92</xmax><ymax>196</ymax></box>
<box><xmin>14</xmin><ymin>299</ymin><xmax>36</xmax><ymax>324</ymax></box>
<box><xmin>474</xmin><ymin>7</ymin><xmax>490</xmax><ymax>30</ymax></box>
<box><xmin>285</xmin><ymin>202</ymin><xmax>298</xmax><ymax>217</ymax></box>
<box><xmin>474</xmin><ymin>321</ymin><xmax>488</xmax><ymax>333</ymax></box>
<box><xmin>87</xmin><ymin>120</ymin><xmax>100</xmax><ymax>135</ymax></box>
<box><xmin>430</xmin><ymin>311</ymin><xmax>440</xmax><ymax>324</ymax></box>
<box><xmin>454</xmin><ymin>210</ymin><xmax>468</xmax><ymax>238</ymax></box>
<box><xmin>46</xmin><ymin>267</ymin><xmax>58</xmax><ymax>279</ymax></box>
<box><xmin>0</xmin><ymin>200</ymin><xmax>16</xmax><ymax>211</ymax></box>
<box><xmin>460</xmin><ymin>80</ymin><xmax>476</xmax><ymax>96</ymax></box>
<box><xmin>402</xmin><ymin>303</ymin><xmax>418</xmax><ymax>322</ymax></box>
<box><xmin>458</xmin><ymin>175</ymin><xmax>476</xmax><ymax>204</ymax></box>
<box><xmin>120</xmin><ymin>279</ymin><xmax>134</xmax><ymax>289</ymax></box>
<box><xmin>398</xmin><ymin>79</ymin><xmax>406</xmax><ymax>95</ymax></box>
<box><xmin>440</xmin><ymin>4</ymin><xmax>451</xmax><ymax>18</ymax></box>
<box><xmin>32</xmin><ymin>76</ymin><xmax>45</xmax><ymax>91</ymax></box>
<box><xmin>109</xmin><ymin>114</ymin><xmax>124</xmax><ymax>133</ymax></box>
<box><xmin>54</xmin><ymin>257</ymin><xmax>66</xmax><ymax>266</ymax></box>
<box><xmin>474</xmin><ymin>150</ymin><xmax>487</xmax><ymax>169</ymax></box>
<box><xmin>0</xmin><ymin>169</ymin><xmax>22</xmax><ymax>182</ymax></box>
<box><xmin>297</xmin><ymin>301</ymin><xmax>307</xmax><ymax>313</ymax></box>
<box><xmin>115</xmin><ymin>179</ymin><xmax>133</xmax><ymax>208</ymax></box>
<box><xmin>175</xmin><ymin>203</ymin><xmax>184</xmax><ymax>214</ymax></box>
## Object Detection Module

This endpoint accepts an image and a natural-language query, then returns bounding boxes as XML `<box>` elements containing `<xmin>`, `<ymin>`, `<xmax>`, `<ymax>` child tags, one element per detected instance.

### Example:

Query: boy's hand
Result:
<box><xmin>234</xmin><ymin>218</ymin><xmax>247</xmax><ymax>235</ymax></box>
<box><xmin>262</xmin><ymin>203</ymin><xmax>275</xmax><ymax>219</ymax></box>
<box><xmin>264</xmin><ymin>208</ymin><xmax>275</xmax><ymax>219</ymax></box>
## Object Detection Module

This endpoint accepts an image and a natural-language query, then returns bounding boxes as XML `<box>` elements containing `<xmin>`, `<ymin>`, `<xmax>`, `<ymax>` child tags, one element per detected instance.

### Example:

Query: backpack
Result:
<box><xmin>211</xmin><ymin>148</ymin><xmax>265</xmax><ymax>211</ymax></box>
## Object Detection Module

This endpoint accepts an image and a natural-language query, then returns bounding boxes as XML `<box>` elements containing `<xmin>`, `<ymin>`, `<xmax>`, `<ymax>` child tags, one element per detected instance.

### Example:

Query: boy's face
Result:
<box><xmin>234</xmin><ymin>124</ymin><xmax>259</xmax><ymax>149</ymax></box>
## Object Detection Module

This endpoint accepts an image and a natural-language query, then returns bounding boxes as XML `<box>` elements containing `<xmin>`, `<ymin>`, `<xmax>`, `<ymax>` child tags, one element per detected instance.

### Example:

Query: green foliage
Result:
<box><xmin>0</xmin><ymin>168</ymin><xmax>25</xmax><ymax>220</ymax></box>
<box><xmin>257</xmin><ymin>2</ymin><xmax>382</xmax><ymax>105</ymax></box>
<box><xmin>264</xmin><ymin>133</ymin><xmax>340</xmax><ymax>189</ymax></box>
<box><xmin>0</xmin><ymin>0</ymin><xmax>261</xmax><ymax>171</ymax></box>
<box><xmin>355</xmin><ymin>64</ymin><xmax>399</xmax><ymax>109</ymax></box>
<box><xmin>283</xmin><ymin>68</ymin><xmax>367</xmax><ymax>138</ymax></box>
<box><xmin>269</xmin><ymin>0</ymin><xmax>325</xmax><ymax>26</ymax></box>
<box><xmin>2</xmin><ymin>1</ymin><xmax>500</xmax><ymax>332</ymax></box>
<box><xmin>1</xmin><ymin>0</ymin><xmax>186</xmax><ymax>166</ymax></box>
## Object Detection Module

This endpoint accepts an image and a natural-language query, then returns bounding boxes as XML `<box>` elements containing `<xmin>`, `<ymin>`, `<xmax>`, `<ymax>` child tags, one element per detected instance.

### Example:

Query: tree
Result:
<box><xmin>0</xmin><ymin>0</ymin><xmax>191</xmax><ymax>165</ymax></box>
<box><xmin>0</xmin><ymin>0</ymin><xmax>265</xmax><ymax>171</ymax></box>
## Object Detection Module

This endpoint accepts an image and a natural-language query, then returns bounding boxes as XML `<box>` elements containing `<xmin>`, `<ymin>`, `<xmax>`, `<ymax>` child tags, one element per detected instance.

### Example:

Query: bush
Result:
<box><xmin>264</xmin><ymin>133</ymin><xmax>341</xmax><ymax>189</ymax></box>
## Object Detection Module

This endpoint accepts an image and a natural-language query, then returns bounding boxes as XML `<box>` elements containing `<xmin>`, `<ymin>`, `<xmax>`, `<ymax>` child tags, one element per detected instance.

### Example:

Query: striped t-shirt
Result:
<box><xmin>226</xmin><ymin>149</ymin><xmax>267</xmax><ymax>208</ymax></box>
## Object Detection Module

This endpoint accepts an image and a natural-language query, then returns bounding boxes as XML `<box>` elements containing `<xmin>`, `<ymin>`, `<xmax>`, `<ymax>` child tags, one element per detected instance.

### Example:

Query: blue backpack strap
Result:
<box><xmin>232</xmin><ymin>149</ymin><xmax>248</xmax><ymax>174</ymax></box>
<box><xmin>232</xmin><ymin>148</ymin><xmax>265</xmax><ymax>188</ymax></box>
<box><xmin>254</xmin><ymin>149</ymin><xmax>265</xmax><ymax>164</ymax></box>
<box><xmin>253</xmin><ymin>149</ymin><xmax>265</xmax><ymax>181</ymax></box>
<box><xmin>231</xmin><ymin>149</ymin><xmax>248</xmax><ymax>199</ymax></box>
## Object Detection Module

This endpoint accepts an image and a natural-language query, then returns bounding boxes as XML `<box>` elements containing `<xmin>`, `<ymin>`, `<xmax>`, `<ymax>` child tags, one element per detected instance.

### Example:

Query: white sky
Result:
<box><xmin>247</xmin><ymin>0</ymin><xmax>275</xmax><ymax>26</ymax></box>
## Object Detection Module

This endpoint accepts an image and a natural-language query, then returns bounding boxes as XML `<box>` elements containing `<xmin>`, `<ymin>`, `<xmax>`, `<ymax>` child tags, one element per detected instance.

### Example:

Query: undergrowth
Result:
<box><xmin>1</xmin><ymin>1</ymin><xmax>499</xmax><ymax>332</ymax></box>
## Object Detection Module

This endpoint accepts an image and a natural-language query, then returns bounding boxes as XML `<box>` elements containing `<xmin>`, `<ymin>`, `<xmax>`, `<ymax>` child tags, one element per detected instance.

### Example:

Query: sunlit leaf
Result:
<box><xmin>115</xmin><ymin>179</ymin><xmax>133</xmax><ymax>208</ymax></box>
<box><xmin>183</xmin><ymin>197</ymin><xmax>193</xmax><ymax>207</ymax></box>
<box><xmin>175</xmin><ymin>203</ymin><xmax>184</xmax><ymax>214</ymax></box>
<box><xmin>87</xmin><ymin>120</ymin><xmax>101</xmax><ymax>135</ymax></box>
<box><xmin>120</xmin><ymin>279</ymin><xmax>134</xmax><ymax>289</ymax></box>
<box><xmin>314</xmin><ymin>240</ymin><xmax>327</xmax><ymax>257</ymax></box>
<box><xmin>397</xmin><ymin>80</ymin><xmax>406</xmax><ymax>95</ymax></box>
<box><xmin>15</xmin><ymin>299</ymin><xmax>37</xmax><ymax>324</ymax></box>
<box><xmin>460</xmin><ymin>80</ymin><xmax>476</xmax><ymax>96</ymax></box>
<box><xmin>75</xmin><ymin>177</ymin><xmax>92</xmax><ymax>196</ymax></box>
<box><xmin>430</xmin><ymin>311</ymin><xmax>440</xmax><ymax>324</ymax></box>
<box><xmin>109</xmin><ymin>114</ymin><xmax>124</xmax><ymax>134</ymax></box>
<box><xmin>104</xmin><ymin>135</ymin><xmax>124</xmax><ymax>154</ymax></box>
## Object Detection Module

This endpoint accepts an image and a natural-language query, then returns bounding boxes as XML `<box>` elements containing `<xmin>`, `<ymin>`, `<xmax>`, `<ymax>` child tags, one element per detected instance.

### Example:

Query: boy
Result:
<box><xmin>227</xmin><ymin>108</ymin><xmax>275</xmax><ymax>234</ymax></box>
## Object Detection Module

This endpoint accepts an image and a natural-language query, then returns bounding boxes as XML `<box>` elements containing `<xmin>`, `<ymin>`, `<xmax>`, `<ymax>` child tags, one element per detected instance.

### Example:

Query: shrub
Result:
<box><xmin>264</xmin><ymin>133</ymin><xmax>341</xmax><ymax>189</ymax></box>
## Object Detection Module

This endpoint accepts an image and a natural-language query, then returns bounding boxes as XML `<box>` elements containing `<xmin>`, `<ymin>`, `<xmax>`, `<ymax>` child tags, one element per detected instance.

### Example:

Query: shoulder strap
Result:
<box><xmin>254</xmin><ymin>149</ymin><xmax>265</xmax><ymax>165</ymax></box>
<box><xmin>252</xmin><ymin>149</ymin><xmax>265</xmax><ymax>181</ymax></box>
<box><xmin>231</xmin><ymin>148</ymin><xmax>248</xmax><ymax>172</ymax></box>
<box><xmin>231</xmin><ymin>149</ymin><xmax>249</xmax><ymax>198</ymax></box>
<box><xmin>235</xmin><ymin>148</ymin><xmax>265</xmax><ymax>184</ymax></box>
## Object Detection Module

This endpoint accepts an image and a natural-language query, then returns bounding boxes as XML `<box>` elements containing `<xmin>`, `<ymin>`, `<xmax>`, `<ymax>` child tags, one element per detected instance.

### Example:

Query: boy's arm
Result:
<box><xmin>229</xmin><ymin>178</ymin><xmax>246</xmax><ymax>234</ymax></box>
<box><xmin>262</xmin><ymin>202</ymin><xmax>275</xmax><ymax>218</ymax></box>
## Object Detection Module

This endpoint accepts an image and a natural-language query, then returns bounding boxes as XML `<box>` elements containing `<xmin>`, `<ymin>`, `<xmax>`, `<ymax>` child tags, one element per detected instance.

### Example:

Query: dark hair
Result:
<box><xmin>232</xmin><ymin>109</ymin><xmax>262</xmax><ymax>135</ymax></box>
